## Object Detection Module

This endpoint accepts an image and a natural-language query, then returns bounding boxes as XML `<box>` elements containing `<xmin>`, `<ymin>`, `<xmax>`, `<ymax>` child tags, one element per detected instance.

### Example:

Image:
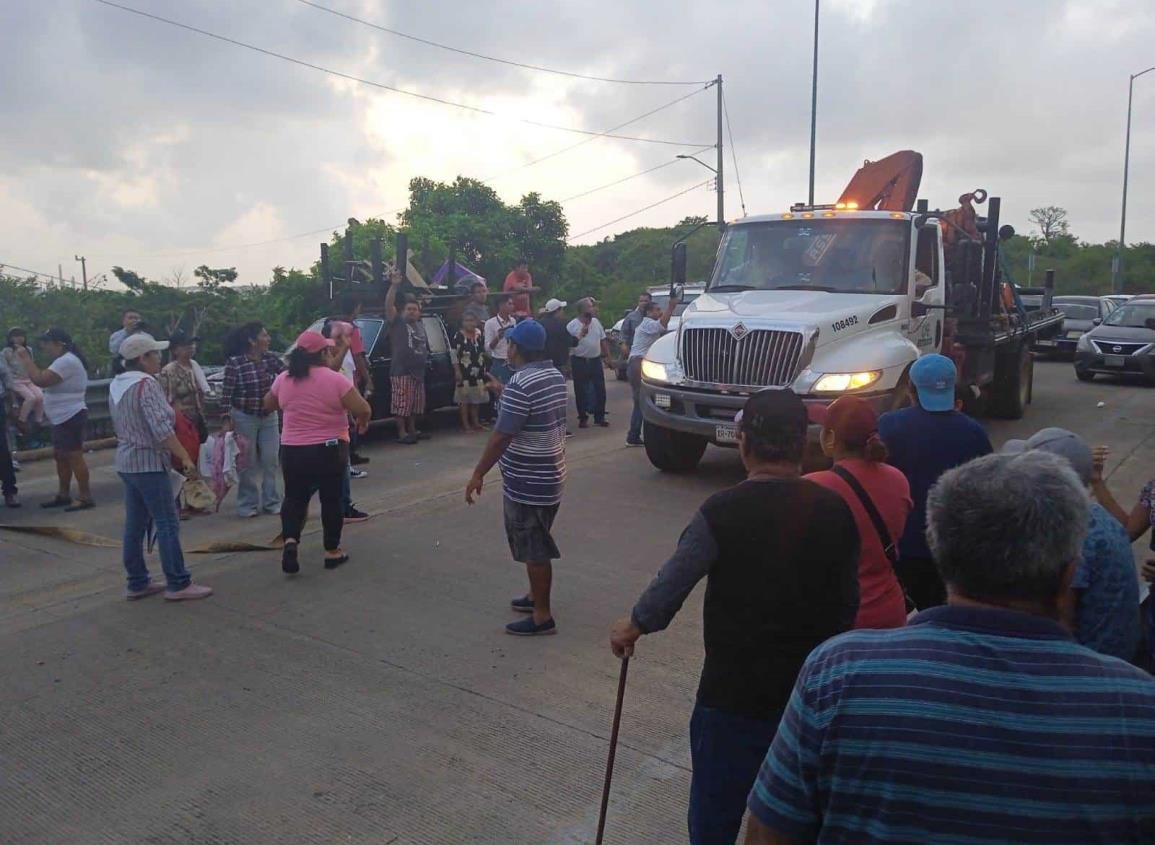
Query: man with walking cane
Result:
<box><xmin>609</xmin><ymin>389</ymin><xmax>860</xmax><ymax>845</ymax></box>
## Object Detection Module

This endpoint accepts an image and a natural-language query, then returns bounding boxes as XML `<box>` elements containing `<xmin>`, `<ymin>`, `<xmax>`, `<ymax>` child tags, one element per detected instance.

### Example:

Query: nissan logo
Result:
<box><xmin>1113</xmin><ymin>345</ymin><xmax>1123</xmax><ymax>353</ymax></box>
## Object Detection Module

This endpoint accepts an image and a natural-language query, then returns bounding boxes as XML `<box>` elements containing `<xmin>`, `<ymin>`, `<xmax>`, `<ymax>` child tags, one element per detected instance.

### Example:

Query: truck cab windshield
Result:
<box><xmin>709</xmin><ymin>219</ymin><xmax>911</xmax><ymax>295</ymax></box>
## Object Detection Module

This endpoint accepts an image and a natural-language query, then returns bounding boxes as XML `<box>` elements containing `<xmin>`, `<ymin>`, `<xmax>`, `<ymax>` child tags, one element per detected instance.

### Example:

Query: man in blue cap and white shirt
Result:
<box><xmin>466</xmin><ymin>319</ymin><xmax>568</xmax><ymax>636</ymax></box>
<box><xmin>878</xmin><ymin>353</ymin><xmax>991</xmax><ymax>609</ymax></box>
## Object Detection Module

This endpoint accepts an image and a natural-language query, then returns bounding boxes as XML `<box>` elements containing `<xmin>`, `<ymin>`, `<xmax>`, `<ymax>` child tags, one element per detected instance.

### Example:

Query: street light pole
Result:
<box><xmin>1115</xmin><ymin>65</ymin><xmax>1155</xmax><ymax>294</ymax></box>
<box><xmin>808</xmin><ymin>0</ymin><xmax>820</xmax><ymax>206</ymax></box>
<box><xmin>716</xmin><ymin>74</ymin><xmax>725</xmax><ymax>231</ymax></box>
<box><xmin>74</xmin><ymin>255</ymin><xmax>87</xmax><ymax>291</ymax></box>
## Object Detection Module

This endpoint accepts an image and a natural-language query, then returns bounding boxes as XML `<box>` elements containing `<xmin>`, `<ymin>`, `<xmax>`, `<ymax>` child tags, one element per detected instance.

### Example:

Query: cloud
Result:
<box><xmin>2</xmin><ymin>0</ymin><xmax>1154</xmax><ymax>288</ymax></box>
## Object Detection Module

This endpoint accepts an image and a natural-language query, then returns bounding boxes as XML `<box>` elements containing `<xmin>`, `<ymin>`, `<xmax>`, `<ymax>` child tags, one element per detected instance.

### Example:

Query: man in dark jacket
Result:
<box><xmin>610</xmin><ymin>388</ymin><xmax>860</xmax><ymax>845</ymax></box>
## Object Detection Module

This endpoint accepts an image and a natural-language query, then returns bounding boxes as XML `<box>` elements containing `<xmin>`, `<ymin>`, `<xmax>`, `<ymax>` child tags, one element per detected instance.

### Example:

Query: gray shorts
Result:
<box><xmin>503</xmin><ymin>497</ymin><xmax>561</xmax><ymax>563</ymax></box>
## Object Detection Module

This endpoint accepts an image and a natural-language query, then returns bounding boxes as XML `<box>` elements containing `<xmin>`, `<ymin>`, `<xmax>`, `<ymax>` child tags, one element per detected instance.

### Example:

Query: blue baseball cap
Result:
<box><xmin>909</xmin><ymin>354</ymin><xmax>957</xmax><ymax>412</ymax></box>
<box><xmin>506</xmin><ymin>319</ymin><xmax>546</xmax><ymax>352</ymax></box>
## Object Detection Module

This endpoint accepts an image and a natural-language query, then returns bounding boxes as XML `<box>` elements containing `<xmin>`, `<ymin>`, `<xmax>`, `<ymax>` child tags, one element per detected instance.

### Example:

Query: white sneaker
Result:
<box><xmin>164</xmin><ymin>584</ymin><xmax>214</xmax><ymax>601</ymax></box>
<box><xmin>349</xmin><ymin>468</ymin><xmax>368</xmax><ymax>479</ymax></box>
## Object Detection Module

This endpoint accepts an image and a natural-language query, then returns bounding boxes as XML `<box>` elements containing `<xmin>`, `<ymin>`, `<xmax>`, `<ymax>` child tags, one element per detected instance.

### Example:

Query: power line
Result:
<box><xmin>722</xmin><ymin>89</ymin><xmax>747</xmax><ymax>217</ymax></box>
<box><xmin>484</xmin><ymin>85</ymin><xmax>712</xmax><ymax>183</ymax></box>
<box><xmin>294</xmin><ymin>0</ymin><xmax>710</xmax><ymax>87</ymax></box>
<box><xmin>559</xmin><ymin>146</ymin><xmax>714</xmax><ymax>202</ymax></box>
<box><xmin>568</xmin><ymin>180</ymin><xmax>711</xmax><ymax>241</ymax></box>
<box><xmin>94</xmin><ymin>1</ymin><xmax>706</xmax><ymax>147</ymax></box>
<box><xmin>0</xmin><ymin>261</ymin><xmax>65</xmax><ymax>281</ymax></box>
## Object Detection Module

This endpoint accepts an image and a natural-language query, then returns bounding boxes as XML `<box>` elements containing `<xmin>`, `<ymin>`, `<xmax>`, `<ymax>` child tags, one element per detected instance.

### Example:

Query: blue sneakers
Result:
<box><xmin>510</xmin><ymin>595</ymin><xmax>535</xmax><ymax>613</ymax></box>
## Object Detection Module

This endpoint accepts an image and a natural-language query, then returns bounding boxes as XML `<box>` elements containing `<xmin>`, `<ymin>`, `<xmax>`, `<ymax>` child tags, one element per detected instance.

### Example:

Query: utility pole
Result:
<box><xmin>808</xmin><ymin>0</ymin><xmax>820</xmax><ymax>206</ymax></box>
<box><xmin>716</xmin><ymin>74</ymin><xmax>725</xmax><ymax>231</ymax></box>
<box><xmin>75</xmin><ymin>255</ymin><xmax>88</xmax><ymax>291</ymax></box>
<box><xmin>1115</xmin><ymin>66</ymin><xmax>1155</xmax><ymax>294</ymax></box>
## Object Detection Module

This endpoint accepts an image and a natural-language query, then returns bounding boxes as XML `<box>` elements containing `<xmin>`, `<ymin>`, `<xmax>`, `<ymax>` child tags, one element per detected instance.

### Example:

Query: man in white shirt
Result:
<box><xmin>626</xmin><ymin>293</ymin><xmax>679</xmax><ymax>446</ymax></box>
<box><xmin>566</xmin><ymin>297</ymin><xmax>611</xmax><ymax>428</ymax></box>
<box><xmin>484</xmin><ymin>295</ymin><xmax>518</xmax><ymax>387</ymax></box>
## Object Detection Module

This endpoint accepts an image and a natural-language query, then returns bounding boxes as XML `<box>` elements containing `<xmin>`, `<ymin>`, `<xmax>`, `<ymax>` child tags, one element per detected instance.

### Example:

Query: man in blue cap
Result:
<box><xmin>878</xmin><ymin>354</ymin><xmax>992</xmax><ymax>609</ymax></box>
<box><xmin>466</xmin><ymin>320</ymin><xmax>569</xmax><ymax>636</ymax></box>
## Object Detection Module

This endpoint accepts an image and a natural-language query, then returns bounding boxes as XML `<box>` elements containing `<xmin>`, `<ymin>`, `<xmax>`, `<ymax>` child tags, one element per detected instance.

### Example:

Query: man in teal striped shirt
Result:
<box><xmin>745</xmin><ymin>450</ymin><xmax>1155</xmax><ymax>844</ymax></box>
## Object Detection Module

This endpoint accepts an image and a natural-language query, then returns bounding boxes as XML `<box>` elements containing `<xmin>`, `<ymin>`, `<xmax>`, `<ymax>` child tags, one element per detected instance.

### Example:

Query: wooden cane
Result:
<box><xmin>595</xmin><ymin>656</ymin><xmax>630</xmax><ymax>845</ymax></box>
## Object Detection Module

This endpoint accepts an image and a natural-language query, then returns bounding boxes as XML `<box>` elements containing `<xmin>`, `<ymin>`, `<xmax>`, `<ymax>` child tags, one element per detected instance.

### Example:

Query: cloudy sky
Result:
<box><xmin>3</xmin><ymin>0</ymin><xmax>1154</xmax><ymax>287</ymax></box>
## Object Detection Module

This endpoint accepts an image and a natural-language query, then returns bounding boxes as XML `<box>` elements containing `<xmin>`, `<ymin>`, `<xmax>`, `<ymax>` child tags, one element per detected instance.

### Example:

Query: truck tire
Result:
<box><xmin>643</xmin><ymin>421</ymin><xmax>707</xmax><ymax>472</ymax></box>
<box><xmin>990</xmin><ymin>344</ymin><xmax>1033</xmax><ymax>420</ymax></box>
<box><xmin>1075</xmin><ymin>369</ymin><xmax>1095</xmax><ymax>382</ymax></box>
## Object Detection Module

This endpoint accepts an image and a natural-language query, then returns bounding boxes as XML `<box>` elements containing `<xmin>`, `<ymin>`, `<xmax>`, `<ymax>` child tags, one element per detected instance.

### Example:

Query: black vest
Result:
<box><xmin>697</xmin><ymin>477</ymin><xmax>860</xmax><ymax>719</ymax></box>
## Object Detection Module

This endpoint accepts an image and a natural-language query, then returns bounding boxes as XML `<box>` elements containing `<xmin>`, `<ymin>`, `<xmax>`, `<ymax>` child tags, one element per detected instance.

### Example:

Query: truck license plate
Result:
<box><xmin>1104</xmin><ymin>355</ymin><xmax>1125</xmax><ymax>368</ymax></box>
<box><xmin>715</xmin><ymin>424</ymin><xmax>739</xmax><ymax>444</ymax></box>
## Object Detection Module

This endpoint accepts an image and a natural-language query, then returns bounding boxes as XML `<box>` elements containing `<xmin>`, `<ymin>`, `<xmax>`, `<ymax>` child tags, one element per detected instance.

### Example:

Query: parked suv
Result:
<box><xmin>302</xmin><ymin>312</ymin><xmax>457</xmax><ymax>418</ymax></box>
<box><xmin>1074</xmin><ymin>297</ymin><xmax>1155</xmax><ymax>383</ymax></box>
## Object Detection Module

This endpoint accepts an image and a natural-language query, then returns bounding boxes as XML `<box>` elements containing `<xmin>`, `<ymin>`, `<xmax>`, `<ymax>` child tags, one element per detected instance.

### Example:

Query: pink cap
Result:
<box><xmin>295</xmin><ymin>330</ymin><xmax>335</xmax><ymax>353</ymax></box>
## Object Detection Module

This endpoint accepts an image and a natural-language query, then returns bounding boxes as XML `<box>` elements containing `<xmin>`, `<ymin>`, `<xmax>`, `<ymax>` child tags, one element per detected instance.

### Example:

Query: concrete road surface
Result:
<box><xmin>1</xmin><ymin>360</ymin><xmax>1152</xmax><ymax>844</ymax></box>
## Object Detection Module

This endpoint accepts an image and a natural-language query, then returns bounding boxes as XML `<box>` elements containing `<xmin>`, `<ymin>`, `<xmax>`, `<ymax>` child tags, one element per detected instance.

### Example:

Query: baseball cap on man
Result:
<box><xmin>910</xmin><ymin>354</ymin><xmax>957</xmax><ymax>412</ymax></box>
<box><xmin>119</xmin><ymin>333</ymin><xmax>169</xmax><ymax>361</ymax></box>
<box><xmin>294</xmin><ymin>330</ymin><xmax>335</xmax><ymax>353</ymax></box>
<box><xmin>539</xmin><ymin>298</ymin><xmax>567</xmax><ymax>314</ymax></box>
<box><xmin>1001</xmin><ymin>427</ymin><xmax>1093</xmax><ymax>484</ymax></box>
<box><xmin>811</xmin><ymin>395</ymin><xmax>879</xmax><ymax>447</ymax></box>
<box><xmin>506</xmin><ymin>319</ymin><xmax>547</xmax><ymax>352</ymax></box>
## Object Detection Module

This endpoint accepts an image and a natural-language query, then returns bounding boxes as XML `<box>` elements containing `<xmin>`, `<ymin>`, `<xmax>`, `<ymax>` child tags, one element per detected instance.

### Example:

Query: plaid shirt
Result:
<box><xmin>221</xmin><ymin>352</ymin><xmax>283</xmax><ymax>416</ymax></box>
<box><xmin>110</xmin><ymin>376</ymin><xmax>176</xmax><ymax>473</ymax></box>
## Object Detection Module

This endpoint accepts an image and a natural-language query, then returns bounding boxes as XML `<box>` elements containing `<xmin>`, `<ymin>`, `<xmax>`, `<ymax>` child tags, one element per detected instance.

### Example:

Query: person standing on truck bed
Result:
<box><xmin>503</xmin><ymin>259</ymin><xmax>533</xmax><ymax>318</ymax></box>
<box><xmin>567</xmin><ymin>298</ymin><xmax>611</xmax><ymax>429</ymax></box>
<box><xmin>462</xmin><ymin>280</ymin><xmax>491</xmax><ymax>326</ymax></box>
<box><xmin>608</xmin><ymin>389</ymin><xmax>860</xmax><ymax>845</ymax></box>
<box><xmin>385</xmin><ymin>269</ymin><xmax>429</xmax><ymax>446</ymax></box>
<box><xmin>878</xmin><ymin>354</ymin><xmax>992</xmax><ymax>610</ymax></box>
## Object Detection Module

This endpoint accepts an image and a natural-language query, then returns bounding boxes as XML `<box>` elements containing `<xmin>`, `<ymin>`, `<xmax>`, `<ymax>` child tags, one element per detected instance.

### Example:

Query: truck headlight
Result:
<box><xmin>642</xmin><ymin>358</ymin><xmax>679</xmax><ymax>384</ymax></box>
<box><xmin>813</xmin><ymin>371</ymin><xmax>882</xmax><ymax>392</ymax></box>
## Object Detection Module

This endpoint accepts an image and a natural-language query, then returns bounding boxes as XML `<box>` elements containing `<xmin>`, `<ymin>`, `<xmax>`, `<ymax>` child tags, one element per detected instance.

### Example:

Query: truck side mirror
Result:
<box><xmin>1092</xmin><ymin>318</ymin><xmax>1102</xmax><ymax>326</ymax></box>
<box><xmin>671</xmin><ymin>242</ymin><xmax>688</xmax><ymax>290</ymax></box>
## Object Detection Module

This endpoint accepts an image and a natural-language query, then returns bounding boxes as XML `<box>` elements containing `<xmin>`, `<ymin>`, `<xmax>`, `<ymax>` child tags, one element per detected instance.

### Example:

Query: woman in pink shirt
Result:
<box><xmin>806</xmin><ymin>396</ymin><xmax>913</xmax><ymax>629</ymax></box>
<box><xmin>264</xmin><ymin>331</ymin><xmax>370</xmax><ymax>575</ymax></box>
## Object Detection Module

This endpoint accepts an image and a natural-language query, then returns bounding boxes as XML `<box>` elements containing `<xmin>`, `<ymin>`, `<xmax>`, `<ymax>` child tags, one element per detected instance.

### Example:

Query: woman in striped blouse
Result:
<box><xmin>109</xmin><ymin>333</ymin><xmax>212</xmax><ymax>602</ymax></box>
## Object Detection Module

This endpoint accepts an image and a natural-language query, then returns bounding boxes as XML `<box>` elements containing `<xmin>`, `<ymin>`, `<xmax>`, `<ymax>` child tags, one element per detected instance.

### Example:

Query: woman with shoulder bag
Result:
<box><xmin>806</xmin><ymin>395</ymin><xmax>913</xmax><ymax>629</ymax></box>
<box><xmin>109</xmin><ymin>334</ymin><xmax>212</xmax><ymax>601</ymax></box>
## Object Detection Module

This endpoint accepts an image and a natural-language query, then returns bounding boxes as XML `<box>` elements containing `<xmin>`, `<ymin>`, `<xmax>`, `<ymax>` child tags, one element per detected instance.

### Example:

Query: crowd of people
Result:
<box><xmin>3</xmin><ymin>269</ymin><xmax>1154</xmax><ymax>841</ymax></box>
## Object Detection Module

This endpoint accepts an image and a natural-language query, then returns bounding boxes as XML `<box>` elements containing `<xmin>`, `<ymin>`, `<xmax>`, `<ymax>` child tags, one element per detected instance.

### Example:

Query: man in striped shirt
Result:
<box><xmin>466</xmin><ymin>320</ymin><xmax>567</xmax><ymax>637</ymax></box>
<box><xmin>745</xmin><ymin>451</ymin><xmax>1155</xmax><ymax>844</ymax></box>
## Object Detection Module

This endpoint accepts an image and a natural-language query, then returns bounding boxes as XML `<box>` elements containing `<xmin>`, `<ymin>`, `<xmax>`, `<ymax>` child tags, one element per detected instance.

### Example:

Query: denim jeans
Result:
<box><xmin>231</xmin><ymin>409</ymin><xmax>282</xmax><ymax>516</ymax></box>
<box><xmin>627</xmin><ymin>356</ymin><xmax>644</xmax><ymax>442</ymax></box>
<box><xmin>688</xmin><ymin>703</ymin><xmax>784</xmax><ymax>845</ymax></box>
<box><xmin>119</xmin><ymin>471</ymin><xmax>191</xmax><ymax>592</ymax></box>
<box><xmin>571</xmin><ymin>356</ymin><xmax>607</xmax><ymax>423</ymax></box>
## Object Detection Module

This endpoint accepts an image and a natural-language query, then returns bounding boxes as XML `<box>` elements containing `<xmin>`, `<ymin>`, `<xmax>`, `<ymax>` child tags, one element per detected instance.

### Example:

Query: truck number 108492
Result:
<box><xmin>831</xmin><ymin>316</ymin><xmax>859</xmax><ymax>332</ymax></box>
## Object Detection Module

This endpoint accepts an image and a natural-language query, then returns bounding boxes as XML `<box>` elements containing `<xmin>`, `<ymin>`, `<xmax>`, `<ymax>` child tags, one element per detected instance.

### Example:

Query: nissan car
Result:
<box><xmin>1074</xmin><ymin>296</ymin><xmax>1155</xmax><ymax>383</ymax></box>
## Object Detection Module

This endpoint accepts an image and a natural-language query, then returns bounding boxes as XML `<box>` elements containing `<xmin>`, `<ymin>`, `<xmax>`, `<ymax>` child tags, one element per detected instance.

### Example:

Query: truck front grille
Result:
<box><xmin>681</xmin><ymin>327</ymin><xmax>805</xmax><ymax>387</ymax></box>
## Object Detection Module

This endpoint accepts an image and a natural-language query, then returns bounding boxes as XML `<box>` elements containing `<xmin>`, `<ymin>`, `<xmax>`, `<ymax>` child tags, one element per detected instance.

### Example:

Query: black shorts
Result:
<box><xmin>503</xmin><ymin>498</ymin><xmax>561</xmax><ymax>563</ymax></box>
<box><xmin>52</xmin><ymin>410</ymin><xmax>88</xmax><ymax>455</ymax></box>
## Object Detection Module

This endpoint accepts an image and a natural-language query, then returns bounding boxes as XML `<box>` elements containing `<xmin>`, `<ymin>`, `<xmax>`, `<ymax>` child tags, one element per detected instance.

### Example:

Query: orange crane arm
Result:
<box><xmin>836</xmin><ymin>150</ymin><xmax>924</xmax><ymax>212</ymax></box>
